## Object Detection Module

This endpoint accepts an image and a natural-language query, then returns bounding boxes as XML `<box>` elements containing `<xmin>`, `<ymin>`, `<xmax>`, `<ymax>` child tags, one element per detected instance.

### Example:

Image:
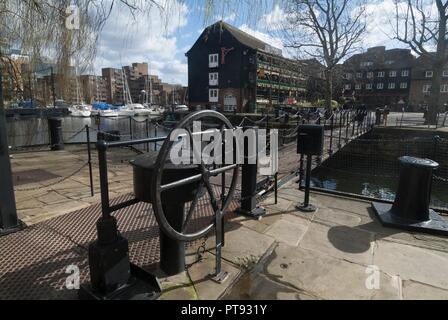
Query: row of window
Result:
<box><xmin>424</xmin><ymin>70</ymin><xmax>448</xmax><ymax>78</ymax></box>
<box><xmin>422</xmin><ymin>84</ymin><xmax>448</xmax><ymax>93</ymax></box>
<box><xmin>344</xmin><ymin>70</ymin><xmax>409</xmax><ymax>79</ymax></box>
<box><xmin>344</xmin><ymin>82</ymin><xmax>408</xmax><ymax>90</ymax></box>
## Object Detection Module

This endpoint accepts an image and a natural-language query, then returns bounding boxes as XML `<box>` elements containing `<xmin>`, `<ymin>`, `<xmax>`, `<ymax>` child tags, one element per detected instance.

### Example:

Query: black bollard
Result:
<box><xmin>372</xmin><ymin>156</ymin><xmax>448</xmax><ymax>235</ymax></box>
<box><xmin>131</xmin><ymin>152</ymin><xmax>201</xmax><ymax>276</ymax></box>
<box><xmin>160</xmin><ymin>203</ymin><xmax>185</xmax><ymax>275</ymax></box>
<box><xmin>296</xmin><ymin>125</ymin><xmax>324</xmax><ymax>213</ymax></box>
<box><xmin>237</xmin><ymin>126</ymin><xmax>266</xmax><ymax>219</ymax></box>
<box><xmin>48</xmin><ymin>118</ymin><xmax>64</xmax><ymax>150</ymax></box>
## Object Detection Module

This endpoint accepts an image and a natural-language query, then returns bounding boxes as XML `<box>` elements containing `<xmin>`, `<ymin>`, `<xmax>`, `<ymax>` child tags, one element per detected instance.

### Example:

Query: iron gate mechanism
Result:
<box><xmin>79</xmin><ymin>110</ymin><xmax>240</xmax><ymax>300</ymax></box>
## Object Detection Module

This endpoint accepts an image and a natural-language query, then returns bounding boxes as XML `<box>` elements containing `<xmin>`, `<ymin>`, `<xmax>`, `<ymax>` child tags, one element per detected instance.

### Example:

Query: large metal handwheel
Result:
<box><xmin>150</xmin><ymin>110</ymin><xmax>239</xmax><ymax>242</ymax></box>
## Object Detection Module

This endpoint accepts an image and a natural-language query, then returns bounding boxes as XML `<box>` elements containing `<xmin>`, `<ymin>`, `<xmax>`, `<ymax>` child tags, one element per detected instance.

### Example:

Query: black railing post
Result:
<box><xmin>146</xmin><ymin>119</ymin><xmax>150</xmax><ymax>152</ymax></box>
<box><xmin>352</xmin><ymin>113</ymin><xmax>356</xmax><ymax>136</ymax></box>
<box><xmin>338</xmin><ymin>111</ymin><xmax>343</xmax><ymax>149</ymax></box>
<box><xmin>329</xmin><ymin>113</ymin><xmax>334</xmax><ymax>155</ymax></box>
<box><xmin>129</xmin><ymin>116</ymin><xmax>133</xmax><ymax>140</ymax></box>
<box><xmin>154</xmin><ymin>125</ymin><xmax>158</xmax><ymax>151</ymax></box>
<box><xmin>345</xmin><ymin>112</ymin><xmax>350</xmax><ymax>141</ymax></box>
<box><xmin>86</xmin><ymin>125</ymin><xmax>94</xmax><ymax>197</ymax></box>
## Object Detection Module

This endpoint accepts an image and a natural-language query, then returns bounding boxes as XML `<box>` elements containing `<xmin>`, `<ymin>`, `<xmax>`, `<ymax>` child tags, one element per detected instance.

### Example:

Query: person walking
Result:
<box><xmin>383</xmin><ymin>105</ymin><xmax>390</xmax><ymax>126</ymax></box>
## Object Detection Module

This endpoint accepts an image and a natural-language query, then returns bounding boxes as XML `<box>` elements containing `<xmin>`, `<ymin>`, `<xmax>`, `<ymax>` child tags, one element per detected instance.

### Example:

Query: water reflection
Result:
<box><xmin>312</xmin><ymin>166</ymin><xmax>448</xmax><ymax>208</ymax></box>
<box><xmin>6</xmin><ymin>116</ymin><xmax>167</xmax><ymax>147</ymax></box>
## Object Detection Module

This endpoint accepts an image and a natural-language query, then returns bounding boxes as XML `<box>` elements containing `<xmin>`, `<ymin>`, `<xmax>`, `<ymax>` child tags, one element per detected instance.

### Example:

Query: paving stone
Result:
<box><xmin>223</xmin><ymin>271</ymin><xmax>317</xmax><ymax>300</ymax></box>
<box><xmin>265</xmin><ymin>219</ymin><xmax>308</xmax><ymax>246</ymax></box>
<box><xmin>187</xmin><ymin>252</ymin><xmax>241</xmax><ymax>300</ymax></box>
<box><xmin>158</xmin><ymin>271</ymin><xmax>198</xmax><ymax>300</ymax></box>
<box><xmin>314</xmin><ymin>193</ymin><xmax>371</xmax><ymax>217</ymax></box>
<box><xmin>315</xmin><ymin>207</ymin><xmax>363</xmax><ymax>227</ymax></box>
<box><xmin>373</xmin><ymin>240</ymin><xmax>448</xmax><ymax>290</ymax></box>
<box><xmin>207</xmin><ymin>225</ymin><xmax>275</xmax><ymax>268</ymax></box>
<box><xmin>37</xmin><ymin>191</ymin><xmax>72</xmax><ymax>205</ymax></box>
<box><xmin>402</xmin><ymin>280</ymin><xmax>448</xmax><ymax>300</ymax></box>
<box><xmin>300</xmin><ymin>221</ymin><xmax>374</xmax><ymax>265</ymax></box>
<box><xmin>264</xmin><ymin>244</ymin><xmax>399</xmax><ymax>300</ymax></box>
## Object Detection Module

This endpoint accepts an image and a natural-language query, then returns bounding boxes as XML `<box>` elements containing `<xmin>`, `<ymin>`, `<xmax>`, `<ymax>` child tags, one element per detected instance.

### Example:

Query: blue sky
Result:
<box><xmin>93</xmin><ymin>0</ymin><xmax>409</xmax><ymax>86</ymax></box>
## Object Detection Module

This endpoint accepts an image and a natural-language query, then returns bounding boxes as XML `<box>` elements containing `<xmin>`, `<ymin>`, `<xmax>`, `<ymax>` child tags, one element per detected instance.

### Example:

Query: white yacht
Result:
<box><xmin>69</xmin><ymin>104</ymin><xmax>92</xmax><ymax>117</ymax></box>
<box><xmin>99</xmin><ymin>108</ymin><xmax>119</xmax><ymax>117</ymax></box>
<box><xmin>117</xmin><ymin>105</ymin><xmax>135</xmax><ymax>117</ymax></box>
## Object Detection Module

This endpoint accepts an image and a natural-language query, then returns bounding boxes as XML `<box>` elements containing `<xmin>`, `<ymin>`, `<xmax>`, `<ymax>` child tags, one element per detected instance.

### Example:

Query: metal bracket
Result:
<box><xmin>211</xmin><ymin>271</ymin><xmax>229</xmax><ymax>284</ymax></box>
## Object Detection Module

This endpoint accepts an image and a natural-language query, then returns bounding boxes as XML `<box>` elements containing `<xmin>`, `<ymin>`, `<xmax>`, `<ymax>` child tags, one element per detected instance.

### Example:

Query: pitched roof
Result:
<box><xmin>215</xmin><ymin>21</ymin><xmax>270</xmax><ymax>51</ymax></box>
<box><xmin>187</xmin><ymin>20</ymin><xmax>279</xmax><ymax>55</ymax></box>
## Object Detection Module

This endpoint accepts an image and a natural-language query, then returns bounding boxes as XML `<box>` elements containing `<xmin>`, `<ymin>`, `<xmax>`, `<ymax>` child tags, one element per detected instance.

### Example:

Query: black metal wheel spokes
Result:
<box><xmin>151</xmin><ymin>110</ymin><xmax>239</xmax><ymax>242</ymax></box>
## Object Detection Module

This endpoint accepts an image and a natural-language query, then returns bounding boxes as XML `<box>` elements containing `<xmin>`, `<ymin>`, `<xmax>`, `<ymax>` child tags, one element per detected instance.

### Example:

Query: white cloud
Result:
<box><xmin>94</xmin><ymin>0</ymin><xmax>189</xmax><ymax>85</ymax></box>
<box><xmin>215</xmin><ymin>12</ymin><xmax>236</xmax><ymax>23</ymax></box>
<box><xmin>361</xmin><ymin>0</ymin><xmax>437</xmax><ymax>51</ymax></box>
<box><xmin>239</xmin><ymin>24</ymin><xmax>284</xmax><ymax>51</ymax></box>
<box><xmin>259</xmin><ymin>4</ymin><xmax>285</xmax><ymax>30</ymax></box>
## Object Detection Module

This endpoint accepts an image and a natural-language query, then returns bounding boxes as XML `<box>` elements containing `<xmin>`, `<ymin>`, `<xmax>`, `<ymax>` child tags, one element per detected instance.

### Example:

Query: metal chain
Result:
<box><xmin>14</xmin><ymin>161</ymin><xmax>89</xmax><ymax>191</ymax></box>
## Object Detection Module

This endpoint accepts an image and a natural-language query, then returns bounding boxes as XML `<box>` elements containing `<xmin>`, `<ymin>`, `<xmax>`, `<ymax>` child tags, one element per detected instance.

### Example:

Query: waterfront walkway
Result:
<box><xmin>2</xmin><ymin>121</ymin><xmax>448</xmax><ymax>299</ymax></box>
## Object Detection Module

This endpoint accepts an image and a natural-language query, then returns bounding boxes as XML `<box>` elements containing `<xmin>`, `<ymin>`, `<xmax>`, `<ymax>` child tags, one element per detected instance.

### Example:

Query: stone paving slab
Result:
<box><xmin>262</xmin><ymin>244</ymin><xmax>400</xmax><ymax>300</ymax></box>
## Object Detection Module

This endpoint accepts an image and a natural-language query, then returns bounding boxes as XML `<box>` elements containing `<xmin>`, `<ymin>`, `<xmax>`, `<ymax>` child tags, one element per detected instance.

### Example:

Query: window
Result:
<box><xmin>366</xmin><ymin>83</ymin><xmax>373</xmax><ymax>90</ymax></box>
<box><xmin>344</xmin><ymin>84</ymin><xmax>351</xmax><ymax>90</ymax></box>
<box><xmin>388</xmin><ymin>83</ymin><xmax>395</xmax><ymax>89</ymax></box>
<box><xmin>378</xmin><ymin>71</ymin><xmax>385</xmax><ymax>78</ymax></box>
<box><xmin>385</xmin><ymin>60</ymin><xmax>395</xmax><ymax>65</ymax></box>
<box><xmin>400</xmin><ymin>82</ymin><xmax>408</xmax><ymax>89</ymax></box>
<box><xmin>389</xmin><ymin>71</ymin><xmax>397</xmax><ymax>77</ymax></box>
<box><xmin>209</xmin><ymin>89</ymin><xmax>219</xmax><ymax>102</ymax></box>
<box><xmin>425</xmin><ymin>71</ymin><xmax>433</xmax><ymax>78</ymax></box>
<box><xmin>377</xmin><ymin>83</ymin><xmax>384</xmax><ymax>89</ymax></box>
<box><xmin>355</xmin><ymin>84</ymin><xmax>362</xmax><ymax>90</ymax></box>
<box><xmin>441</xmin><ymin>84</ymin><xmax>448</xmax><ymax>93</ymax></box>
<box><xmin>423</xmin><ymin>84</ymin><xmax>431</xmax><ymax>93</ymax></box>
<box><xmin>367</xmin><ymin>72</ymin><xmax>373</xmax><ymax>79</ymax></box>
<box><xmin>344</xmin><ymin>73</ymin><xmax>352</xmax><ymax>79</ymax></box>
<box><xmin>356</xmin><ymin>72</ymin><xmax>362</xmax><ymax>79</ymax></box>
<box><xmin>443</xmin><ymin>70</ymin><xmax>448</xmax><ymax>77</ymax></box>
<box><xmin>209</xmin><ymin>54</ymin><xmax>219</xmax><ymax>68</ymax></box>
<box><xmin>401</xmin><ymin>70</ymin><xmax>409</xmax><ymax>77</ymax></box>
<box><xmin>360</xmin><ymin>61</ymin><xmax>373</xmax><ymax>67</ymax></box>
<box><xmin>209</xmin><ymin>72</ymin><xmax>218</xmax><ymax>86</ymax></box>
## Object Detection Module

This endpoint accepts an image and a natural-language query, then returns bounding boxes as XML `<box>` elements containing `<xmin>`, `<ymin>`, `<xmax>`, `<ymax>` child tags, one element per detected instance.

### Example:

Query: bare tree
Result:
<box><xmin>280</xmin><ymin>0</ymin><xmax>366</xmax><ymax>111</ymax></box>
<box><xmin>0</xmin><ymin>0</ymin><xmax>175</xmax><ymax>104</ymax></box>
<box><xmin>391</xmin><ymin>0</ymin><xmax>447</xmax><ymax>124</ymax></box>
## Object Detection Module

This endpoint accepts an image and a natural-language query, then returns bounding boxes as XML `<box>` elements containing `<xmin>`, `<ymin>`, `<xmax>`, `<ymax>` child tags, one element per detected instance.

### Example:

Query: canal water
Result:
<box><xmin>5</xmin><ymin>116</ymin><xmax>169</xmax><ymax>148</ymax></box>
<box><xmin>311</xmin><ymin>130</ymin><xmax>448</xmax><ymax>209</ymax></box>
<box><xmin>311</xmin><ymin>166</ymin><xmax>448</xmax><ymax>208</ymax></box>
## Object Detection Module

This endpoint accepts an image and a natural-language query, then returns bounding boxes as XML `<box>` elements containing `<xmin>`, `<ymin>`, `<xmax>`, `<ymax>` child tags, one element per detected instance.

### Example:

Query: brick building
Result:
<box><xmin>342</xmin><ymin>46</ymin><xmax>415</xmax><ymax>110</ymax></box>
<box><xmin>409</xmin><ymin>55</ymin><xmax>448</xmax><ymax>111</ymax></box>
<box><xmin>186</xmin><ymin>21</ymin><xmax>307</xmax><ymax>113</ymax></box>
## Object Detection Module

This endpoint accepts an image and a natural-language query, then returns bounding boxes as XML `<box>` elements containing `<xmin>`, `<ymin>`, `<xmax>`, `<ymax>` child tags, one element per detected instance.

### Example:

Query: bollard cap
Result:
<box><xmin>399</xmin><ymin>156</ymin><xmax>439</xmax><ymax>169</ymax></box>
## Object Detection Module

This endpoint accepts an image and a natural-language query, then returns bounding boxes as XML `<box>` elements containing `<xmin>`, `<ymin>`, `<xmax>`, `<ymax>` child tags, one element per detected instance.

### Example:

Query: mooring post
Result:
<box><xmin>0</xmin><ymin>67</ymin><xmax>22</xmax><ymax>236</ymax></box>
<box><xmin>48</xmin><ymin>118</ymin><xmax>64</xmax><ymax>150</ymax></box>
